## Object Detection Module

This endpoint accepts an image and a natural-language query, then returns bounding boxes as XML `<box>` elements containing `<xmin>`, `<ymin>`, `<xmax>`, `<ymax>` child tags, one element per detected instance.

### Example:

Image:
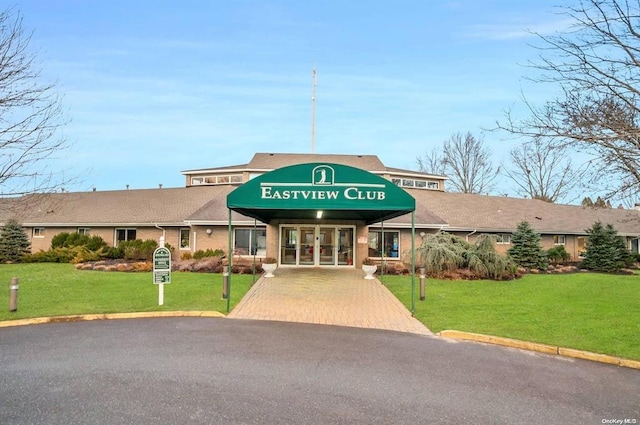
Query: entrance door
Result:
<box><xmin>279</xmin><ymin>225</ymin><xmax>355</xmax><ymax>266</ymax></box>
<box><xmin>318</xmin><ymin>227</ymin><xmax>336</xmax><ymax>265</ymax></box>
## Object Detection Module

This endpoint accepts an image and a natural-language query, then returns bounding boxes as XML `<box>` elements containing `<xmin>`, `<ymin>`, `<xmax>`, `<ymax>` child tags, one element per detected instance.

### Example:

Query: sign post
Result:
<box><xmin>153</xmin><ymin>244</ymin><xmax>171</xmax><ymax>305</ymax></box>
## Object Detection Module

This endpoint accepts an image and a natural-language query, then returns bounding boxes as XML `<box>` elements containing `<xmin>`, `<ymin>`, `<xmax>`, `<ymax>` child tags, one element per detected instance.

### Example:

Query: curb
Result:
<box><xmin>0</xmin><ymin>311</ymin><xmax>225</xmax><ymax>328</ymax></box>
<box><xmin>436</xmin><ymin>330</ymin><xmax>640</xmax><ymax>370</ymax></box>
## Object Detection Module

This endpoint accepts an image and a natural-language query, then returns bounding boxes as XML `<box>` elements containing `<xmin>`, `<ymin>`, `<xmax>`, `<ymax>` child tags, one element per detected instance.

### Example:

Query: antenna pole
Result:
<box><xmin>311</xmin><ymin>65</ymin><xmax>316</xmax><ymax>153</ymax></box>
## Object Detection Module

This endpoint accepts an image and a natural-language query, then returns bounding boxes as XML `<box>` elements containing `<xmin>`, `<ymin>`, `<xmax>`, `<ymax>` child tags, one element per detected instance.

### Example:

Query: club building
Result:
<box><xmin>3</xmin><ymin>152</ymin><xmax>640</xmax><ymax>266</ymax></box>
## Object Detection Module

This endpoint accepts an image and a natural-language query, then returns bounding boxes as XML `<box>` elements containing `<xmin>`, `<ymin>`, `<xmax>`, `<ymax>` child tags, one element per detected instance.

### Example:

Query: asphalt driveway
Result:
<box><xmin>0</xmin><ymin>318</ymin><xmax>638</xmax><ymax>424</ymax></box>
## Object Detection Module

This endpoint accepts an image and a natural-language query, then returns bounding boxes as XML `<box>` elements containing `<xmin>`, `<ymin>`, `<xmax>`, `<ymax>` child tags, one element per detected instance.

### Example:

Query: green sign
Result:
<box><xmin>227</xmin><ymin>163</ymin><xmax>415</xmax><ymax>225</ymax></box>
<box><xmin>153</xmin><ymin>247</ymin><xmax>171</xmax><ymax>284</ymax></box>
<box><xmin>154</xmin><ymin>270</ymin><xmax>171</xmax><ymax>284</ymax></box>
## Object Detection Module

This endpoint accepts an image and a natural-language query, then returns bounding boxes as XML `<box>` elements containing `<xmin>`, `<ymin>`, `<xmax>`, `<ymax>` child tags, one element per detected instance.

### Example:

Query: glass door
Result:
<box><xmin>338</xmin><ymin>227</ymin><xmax>354</xmax><ymax>265</ymax></box>
<box><xmin>299</xmin><ymin>227</ymin><xmax>315</xmax><ymax>265</ymax></box>
<box><xmin>280</xmin><ymin>227</ymin><xmax>297</xmax><ymax>265</ymax></box>
<box><xmin>319</xmin><ymin>227</ymin><xmax>336</xmax><ymax>265</ymax></box>
<box><xmin>279</xmin><ymin>225</ymin><xmax>355</xmax><ymax>266</ymax></box>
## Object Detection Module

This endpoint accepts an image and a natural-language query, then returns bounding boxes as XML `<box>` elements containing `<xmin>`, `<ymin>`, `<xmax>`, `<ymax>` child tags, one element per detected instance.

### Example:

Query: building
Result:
<box><xmin>2</xmin><ymin>152</ymin><xmax>640</xmax><ymax>265</ymax></box>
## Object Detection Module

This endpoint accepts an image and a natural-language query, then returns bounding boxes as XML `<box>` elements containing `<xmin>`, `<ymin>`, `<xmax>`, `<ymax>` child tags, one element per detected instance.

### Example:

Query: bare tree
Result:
<box><xmin>416</xmin><ymin>146</ymin><xmax>446</xmax><ymax>176</ymax></box>
<box><xmin>503</xmin><ymin>137</ymin><xmax>583</xmax><ymax>203</ymax></box>
<box><xmin>496</xmin><ymin>0</ymin><xmax>640</xmax><ymax>201</ymax></box>
<box><xmin>0</xmin><ymin>7</ymin><xmax>69</xmax><ymax>197</ymax></box>
<box><xmin>417</xmin><ymin>132</ymin><xmax>499</xmax><ymax>193</ymax></box>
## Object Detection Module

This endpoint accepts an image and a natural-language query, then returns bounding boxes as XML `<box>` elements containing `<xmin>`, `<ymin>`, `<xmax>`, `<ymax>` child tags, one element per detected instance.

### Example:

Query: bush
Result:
<box><xmin>547</xmin><ymin>246</ymin><xmax>570</xmax><ymax>264</ymax></box>
<box><xmin>0</xmin><ymin>219</ymin><xmax>31</xmax><ymax>262</ymax></box>
<box><xmin>508</xmin><ymin>221</ymin><xmax>548</xmax><ymax>270</ymax></box>
<box><xmin>193</xmin><ymin>249</ymin><xmax>223</xmax><ymax>260</ymax></box>
<box><xmin>581</xmin><ymin>221</ymin><xmax>634</xmax><ymax>272</ymax></box>
<box><xmin>412</xmin><ymin>231</ymin><xmax>516</xmax><ymax>280</ymax></box>
<box><xmin>118</xmin><ymin>239</ymin><xmax>158</xmax><ymax>261</ymax></box>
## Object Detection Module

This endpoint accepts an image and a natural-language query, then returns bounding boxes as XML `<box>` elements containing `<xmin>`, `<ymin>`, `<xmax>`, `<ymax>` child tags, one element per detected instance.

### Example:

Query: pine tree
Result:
<box><xmin>508</xmin><ymin>221</ymin><xmax>548</xmax><ymax>270</ymax></box>
<box><xmin>0</xmin><ymin>219</ymin><xmax>31</xmax><ymax>262</ymax></box>
<box><xmin>582</xmin><ymin>222</ymin><xmax>632</xmax><ymax>272</ymax></box>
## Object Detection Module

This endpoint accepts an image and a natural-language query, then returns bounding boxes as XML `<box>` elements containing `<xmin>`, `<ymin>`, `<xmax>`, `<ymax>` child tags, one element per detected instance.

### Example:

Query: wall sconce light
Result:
<box><xmin>419</xmin><ymin>232</ymin><xmax>426</xmax><ymax>238</ymax></box>
<box><xmin>205</xmin><ymin>228</ymin><xmax>212</xmax><ymax>235</ymax></box>
<box><xmin>316</xmin><ymin>210</ymin><xmax>323</xmax><ymax>219</ymax></box>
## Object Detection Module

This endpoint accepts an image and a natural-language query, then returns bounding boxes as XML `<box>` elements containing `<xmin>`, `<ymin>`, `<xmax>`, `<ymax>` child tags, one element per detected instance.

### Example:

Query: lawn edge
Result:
<box><xmin>0</xmin><ymin>311</ymin><xmax>225</xmax><ymax>327</ymax></box>
<box><xmin>437</xmin><ymin>330</ymin><xmax>640</xmax><ymax>370</ymax></box>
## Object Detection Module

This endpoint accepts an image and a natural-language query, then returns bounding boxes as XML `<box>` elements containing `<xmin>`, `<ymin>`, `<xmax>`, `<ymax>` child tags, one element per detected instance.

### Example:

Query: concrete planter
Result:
<box><xmin>362</xmin><ymin>264</ymin><xmax>377</xmax><ymax>280</ymax></box>
<box><xmin>262</xmin><ymin>263</ymin><xmax>277</xmax><ymax>278</ymax></box>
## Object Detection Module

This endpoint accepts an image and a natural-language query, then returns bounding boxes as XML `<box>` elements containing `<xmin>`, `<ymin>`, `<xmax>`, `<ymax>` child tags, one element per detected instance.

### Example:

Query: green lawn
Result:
<box><xmin>382</xmin><ymin>273</ymin><xmax>640</xmax><ymax>360</ymax></box>
<box><xmin>0</xmin><ymin>263</ymin><xmax>253</xmax><ymax>321</ymax></box>
<box><xmin>1</xmin><ymin>264</ymin><xmax>638</xmax><ymax>361</ymax></box>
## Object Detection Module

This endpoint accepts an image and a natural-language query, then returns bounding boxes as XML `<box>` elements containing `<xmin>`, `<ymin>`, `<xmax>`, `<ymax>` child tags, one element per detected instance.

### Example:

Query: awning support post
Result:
<box><xmin>411</xmin><ymin>211</ymin><xmax>416</xmax><ymax>315</ymax></box>
<box><xmin>253</xmin><ymin>219</ymin><xmax>257</xmax><ymax>285</ymax></box>
<box><xmin>227</xmin><ymin>209</ymin><xmax>232</xmax><ymax>313</ymax></box>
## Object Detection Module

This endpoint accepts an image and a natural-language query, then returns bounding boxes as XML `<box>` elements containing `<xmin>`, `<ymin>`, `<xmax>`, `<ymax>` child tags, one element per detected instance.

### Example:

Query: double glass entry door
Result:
<box><xmin>280</xmin><ymin>225</ymin><xmax>354</xmax><ymax>266</ymax></box>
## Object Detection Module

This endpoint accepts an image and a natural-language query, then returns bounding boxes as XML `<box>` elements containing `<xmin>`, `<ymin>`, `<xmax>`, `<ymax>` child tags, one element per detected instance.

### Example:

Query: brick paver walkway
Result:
<box><xmin>227</xmin><ymin>268</ymin><xmax>431</xmax><ymax>335</ymax></box>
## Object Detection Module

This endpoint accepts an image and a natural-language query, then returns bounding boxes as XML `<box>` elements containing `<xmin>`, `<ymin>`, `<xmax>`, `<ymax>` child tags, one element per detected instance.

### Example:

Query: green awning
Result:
<box><xmin>226</xmin><ymin>162</ymin><xmax>415</xmax><ymax>224</ymax></box>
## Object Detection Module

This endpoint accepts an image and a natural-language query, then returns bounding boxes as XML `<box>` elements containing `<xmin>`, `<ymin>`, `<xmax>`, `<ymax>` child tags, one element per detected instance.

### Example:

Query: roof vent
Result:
<box><xmin>159</xmin><ymin>184</ymin><xmax>163</xmax><ymax>189</ymax></box>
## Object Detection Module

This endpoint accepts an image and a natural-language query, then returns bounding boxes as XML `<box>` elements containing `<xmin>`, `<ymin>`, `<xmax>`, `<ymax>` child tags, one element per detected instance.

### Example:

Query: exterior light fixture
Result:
<box><xmin>205</xmin><ymin>228</ymin><xmax>212</xmax><ymax>235</ymax></box>
<box><xmin>316</xmin><ymin>210</ymin><xmax>323</xmax><ymax>219</ymax></box>
<box><xmin>419</xmin><ymin>232</ymin><xmax>426</xmax><ymax>238</ymax></box>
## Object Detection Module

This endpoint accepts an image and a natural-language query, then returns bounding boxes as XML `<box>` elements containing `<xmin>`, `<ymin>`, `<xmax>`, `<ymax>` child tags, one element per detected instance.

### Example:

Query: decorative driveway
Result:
<box><xmin>227</xmin><ymin>267</ymin><xmax>431</xmax><ymax>335</ymax></box>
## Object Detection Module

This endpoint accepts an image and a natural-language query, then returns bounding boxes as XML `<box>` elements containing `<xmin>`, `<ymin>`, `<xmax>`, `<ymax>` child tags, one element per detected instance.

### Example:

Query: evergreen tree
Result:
<box><xmin>508</xmin><ymin>221</ymin><xmax>548</xmax><ymax>270</ymax></box>
<box><xmin>582</xmin><ymin>222</ymin><xmax>632</xmax><ymax>272</ymax></box>
<box><xmin>0</xmin><ymin>219</ymin><xmax>31</xmax><ymax>262</ymax></box>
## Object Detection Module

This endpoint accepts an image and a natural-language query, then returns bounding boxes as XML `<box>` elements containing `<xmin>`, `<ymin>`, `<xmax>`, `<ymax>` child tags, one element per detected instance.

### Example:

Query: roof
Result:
<box><xmin>405</xmin><ymin>190</ymin><xmax>640</xmax><ymax>236</ymax></box>
<box><xmin>3</xmin><ymin>151</ymin><xmax>640</xmax><ymax>236</ymax></box>
<box><xmin>0</xmin><ymin>186</ymin><xmax>231</xmax><ymax>226</ymax></box>
<box><xmin>181</xmin><ymin>153</ymin><xmax>446</xmax><ymax>180</ymax></box>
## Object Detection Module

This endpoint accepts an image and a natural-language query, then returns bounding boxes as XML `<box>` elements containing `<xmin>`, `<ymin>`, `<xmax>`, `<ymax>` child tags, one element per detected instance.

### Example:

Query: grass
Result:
<box><xmin>382</xmin><ymin>272</ymin><xmax>640</xmax><ymax>360</ymax></box>
<box><xmin>1</xmin><ymin>264</ymin><xmax>638</xmax><ymax>361</ymax></box>
<box><xmin>0</xmin><ymin>263</ymin><xmax>253</xmax><ymax>321</ymax></box>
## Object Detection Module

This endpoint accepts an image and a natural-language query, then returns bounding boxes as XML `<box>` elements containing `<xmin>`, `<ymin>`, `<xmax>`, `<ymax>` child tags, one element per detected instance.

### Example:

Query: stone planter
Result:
<box><xmin>262</xmin><ymin>263</ymin><xmax>277</xmax><ymax>278</ymax></box>
<box><xmin>362</xmin><ymin>264</ymin><xmax>377</xmax><ymax>280</ymax></box>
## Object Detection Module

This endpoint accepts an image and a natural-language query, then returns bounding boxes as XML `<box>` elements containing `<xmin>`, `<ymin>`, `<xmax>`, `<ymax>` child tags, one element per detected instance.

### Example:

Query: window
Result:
<box><xmin>179</xmin><ymin>229</ymin><xmax>191</xmax><ymax>250</ymax></box>
<box><xmin>234</xmin><ymin>228</ymin><xmax>267</xmax><ymax>256</ymax></box>
<box><xmin>191</xmin><ymin>174</ymin><xmax>243</xmax><ymax>186</ymax></box>
<box><xmin>496</xmin><ymin>234</ymin><xmax>511</xmax><ymax>244</ymax></box>
<box><xmin>577</xmin><ymin>236</ymin><xmax>586</xmax><ymax>258</ymax></box>
<box><xmin>115</xmin><ymin>228</ymin><xmax>136</xmax><ymax>246</ymax></box>
<box><xmin>77</xmin><ymin>228</ymin><xmax>90</xmax><ymax>235</ymax></box>
<box><xmin>33</xmin><ymin>227</ymin><xmax>45</xmax><ymax>238</ymax></box>
<box><xmin>553</xmin><ymin>235</ymin><xmax>566</xmax><ymax>245</ymax></box>
<box><xmin>368</xmin><ymin>230</ymin><xmax>400</xmax><ymax>258</ymax></box>
<box><xmin>390</xmin><ymin>176</ymin><xmax>440</xmax><ymax>191</ymax></box>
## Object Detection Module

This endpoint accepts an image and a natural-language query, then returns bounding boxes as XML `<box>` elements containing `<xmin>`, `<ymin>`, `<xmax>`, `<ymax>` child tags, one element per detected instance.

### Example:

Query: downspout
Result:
<box><xmin>465</xmin><ymin>229</ymin><xmax>477</xmax><ymax>242</ymax></box>
<box><xmin>154</xmin><ymin>224</ymin><xmax>166</xmax><ymax>247</ymax></box>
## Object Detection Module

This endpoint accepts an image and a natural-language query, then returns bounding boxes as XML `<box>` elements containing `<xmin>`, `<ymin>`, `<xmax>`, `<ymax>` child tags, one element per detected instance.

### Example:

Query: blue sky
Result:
<box><xmin>18</xmin><ymin>0</ymin><xmax>570</xmax><ymax>193</ymax></box>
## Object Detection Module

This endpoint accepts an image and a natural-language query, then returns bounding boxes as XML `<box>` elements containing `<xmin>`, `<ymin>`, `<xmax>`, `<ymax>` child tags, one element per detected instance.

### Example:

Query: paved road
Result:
<box><xmin>0</xmin><ymin>318</ymin><xmax>638</xmax><ymax>424</ymax></box>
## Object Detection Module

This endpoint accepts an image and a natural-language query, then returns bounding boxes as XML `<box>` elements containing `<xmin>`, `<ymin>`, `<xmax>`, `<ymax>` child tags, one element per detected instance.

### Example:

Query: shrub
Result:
<box><xmin>508</xmin><ymin>221</ymin><xmax>548</xmax><ymax>270</ymax></box>
<box><xmin>119</xmin><ymin>239</ymin><xmax>158</xmax><ymax>261</ymax></box>
<box><xmin>415</xmin><ymin>231</ymin><xmax>467</xmax><ymax>276</ymax></box>
<box><xmin>581</xmin><ymin>222</ymin><xmax>633</xmax><ymax>272</ymax></box>
<box><xmin>547</xmin><ymin>246</ymin><xmax>570</xmax><ymax>264</ymax></box>
<box><xmin>0</xmin><ymin>219</ymin><xmax>31</xmax><ymax>262</ymax></box>
<box><xmin>193</xmin><ymin>249</ymin><xmax>222</xmax><ymax>260</ymax></box>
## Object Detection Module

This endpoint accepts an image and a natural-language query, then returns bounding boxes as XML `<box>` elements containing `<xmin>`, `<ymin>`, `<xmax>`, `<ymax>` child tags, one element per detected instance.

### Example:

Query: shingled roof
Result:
<box><xmin>406</xmin><ymin>189</ymin><xmax>640</xmax><ymax>236</ymax></box>
<box><xmin>3</xmin><ymin>152</ymin><xmax>640</xmax><ymax>237</ymax></box>
<box><xmin>0</xmin><ymin>186</ymin><xmax>230</xmax><ymax>226</ymax></box>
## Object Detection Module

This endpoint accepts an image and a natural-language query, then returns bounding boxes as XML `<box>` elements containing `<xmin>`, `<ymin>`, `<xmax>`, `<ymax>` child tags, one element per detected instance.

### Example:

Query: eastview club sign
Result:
<box><xmin>259</xmin><ymin>165</ymin><xmax>387</xmax><ymax>202</ymax></box>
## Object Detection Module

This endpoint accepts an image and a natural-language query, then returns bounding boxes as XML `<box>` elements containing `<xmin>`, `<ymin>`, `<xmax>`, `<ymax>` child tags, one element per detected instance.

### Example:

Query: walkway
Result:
<box><xmin>228</xmin><ymin>268</ymin><xmax>431</xmax><ymax>335</ymax></box>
